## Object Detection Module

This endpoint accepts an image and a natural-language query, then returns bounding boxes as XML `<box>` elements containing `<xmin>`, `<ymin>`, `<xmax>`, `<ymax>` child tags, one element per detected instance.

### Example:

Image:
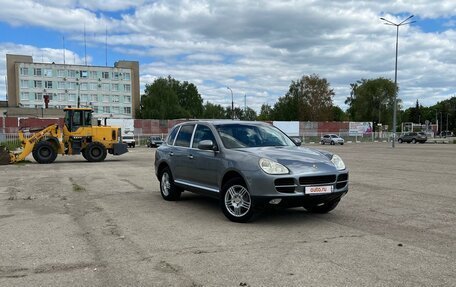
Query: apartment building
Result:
<box><xmin>6</xmin><ymin>54</ymin><xmax>140</xmax><ymax>118</ymax></box>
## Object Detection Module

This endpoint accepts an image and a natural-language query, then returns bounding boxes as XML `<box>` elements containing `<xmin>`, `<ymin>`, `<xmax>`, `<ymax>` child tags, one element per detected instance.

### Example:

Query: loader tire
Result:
<box><xmin>33</xmin><ymin>141</ymin><xmax>57</xmax><ymax>164</ymax></box>
<box><xmin>84</xmin><ymin>142</ymin><xmax>107</xmax><ymax>162</ymax></box>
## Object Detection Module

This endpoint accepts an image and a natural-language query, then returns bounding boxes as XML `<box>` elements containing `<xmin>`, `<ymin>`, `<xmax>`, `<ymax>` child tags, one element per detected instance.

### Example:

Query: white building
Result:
<box><xmin>6</xmin><ymin>54</ymin><xmax>140</xmax><ymax>119</ymax></box>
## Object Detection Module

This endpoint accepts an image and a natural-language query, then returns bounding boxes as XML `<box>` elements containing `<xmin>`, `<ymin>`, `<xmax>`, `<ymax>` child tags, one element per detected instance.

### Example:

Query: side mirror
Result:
<box><xmin>292</xmin><ymin>138</ymin><xmax>302</xmax><ymax>146</ymax></box>
<box><xmin>198</xmin><ymin>140</ymin><xmax>218</xmax><ymax>151</ymax></box>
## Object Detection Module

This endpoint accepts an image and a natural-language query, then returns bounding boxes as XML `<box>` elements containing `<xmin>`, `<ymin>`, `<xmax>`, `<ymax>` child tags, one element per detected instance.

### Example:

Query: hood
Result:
<box><xmin>235</xmin><ymin>146</ymin><xmax>338</xmax><ymax>174</ymax></box>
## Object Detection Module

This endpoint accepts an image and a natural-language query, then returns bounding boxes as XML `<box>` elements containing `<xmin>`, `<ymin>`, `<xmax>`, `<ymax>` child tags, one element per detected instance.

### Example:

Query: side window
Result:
<box><xmin>167</xmin><ymin>127</ymin><xmax>179</xmax><ymax>145</ymax></box>
<box><xmin>175</xmin><ymin>124</ymin><xmax>195</xmax><ymax>147</ymax></box>
<box><xmin>192</xmin><ymin>125</ymin><xmax>216</xmax><ymax>148</ymax></box>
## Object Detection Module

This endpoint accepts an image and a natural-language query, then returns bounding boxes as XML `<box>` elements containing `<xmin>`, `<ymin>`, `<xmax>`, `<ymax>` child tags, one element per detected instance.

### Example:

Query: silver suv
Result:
<box><xmin>321</xmin><ymin>134</ymin><xmax>344</xmax><ymax>145</ymax></box>
<box><xmin>155</xmin><ymin>121</ymin><xmax>349</xmax><ymax>222</ymax></box>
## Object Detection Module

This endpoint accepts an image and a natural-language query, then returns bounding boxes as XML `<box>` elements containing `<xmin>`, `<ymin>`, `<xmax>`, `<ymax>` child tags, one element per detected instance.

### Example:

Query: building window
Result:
<box><xmin>58</xmin><ymin>93</ymin><xmax>66</xmax><ymax>101</ymax></box>
<box><xmin>103</xmin><ymin>95</ymin><xmax>110</xmax><ymax>102</ymax></box>
<box><xmin>112</xmin><ymin>84</ymin><xmax>119</xmax><ymax>91</ymax></box>
<box><xmin>34</xmin><ymin>68</ymin><xmax>42</xmax><ymax>76</ymax></box>
<box><xmin>58</xmin><ymin>69</ymin><xmax>66</xmax><ymax>77</ymax></box>
<box><xmin>68</xmin><ymin>94</ymin><xmax>76</xmax><ymax>101</ymax></box>
<box><xmin>124</xmin><ymin>84</ymin><xmax>131</xmax><ymax>92</ymax></box>
<box><xmin>45</xmin><ymin>81</ymin><xmax>53</xmax><ymax>89</ymax></box>
<box><xmin>89</xmin><ymin>71</ymin><xmax>97</xmax><ymax>79</ymax></box>
<box><xmin>80</xmin><ymin>83</ymin><xmax>88</xmax><ymax>90</ymax></box>
<box><xmin>92</xmin><ymin>106</ymin><xmax>99</xmax><ymax>113</ymax></box>
<box><xmin>58</xmin><ymin>82</ymin><xmax>66</xmax><ymax>89</ymax></box>
<box><xmin>113</xmin><ymin>72</ymin><xmax>119</xmax><ymax>80</ymax></box>
<box><xmin>91</xmin><ymin>94</ymin><xmax>98</xmax><ymax>102</ymax></box>
<box><xmin>68</xmin><ymin>82</ymin><xmax>76</xmax><ymax>90</ymax></box>
<box><xmin>20</xmin><ymin>80</ymin><xmax>29</xmax><ymax>89</ymax></box>
<box><xmin>20</xmin><ymin>67</ymin><xmax>29</xmax><ymax>76</ymax></box>
<box><xmin>89</xmin><ymin>83</ymin><xmax>97</xmax><ymax>90</ymax></box>
<box><xmin>124</xmin><ymin>95</ymin><xmax>131</xmax><ymax>103</ymax></box>
<box><xmin>124</xmin><ymin>107</ymin><xmax>131</xmax><ymax>114</ymax></box>
<box><xmin>112</xmin><ymin>106</ymin><xmax>120</xmax><ymax>114</ymax></box>
<box><xmin>112</xmin><ymin>95</ymin><xmax>119</xmax><ymax>103</ymax></box>
<box><xmin>20</xmin><ymin>92</ymin><xmax>30</xmax><ymax>100</ymax></box>
<box><xmin>80</xmin><ymin>70</ymin><xmax>88</xmax><ymax>78</ymax></box>
<box><xmin>44</xmin><ymin>69</ymin><xmax>53</xmax><ymax>77</ymax></box>
<box><xmin>34</xmin><ymin>80</ymin><xmax>43</xmax><ymax>88</ymax></box>
<box><xmin>102</xmin><ymin>83</ymin><xmax>110</xmax><ymax>91</ymax></box>
<box><xmin>102</xmin><ymin>72</ymin><xmax>109</xmax><ymax>79</ymax></box>
<box><xmin>103</xmin><ymin>106</ymin><xmax>110</xmax><ymax>113</ymax></box>
<box><xmin>68</xmin><ymin>70</ymin><xmax>76</xmax><ymax>78</ymax></box>
<box><xmin>81</xmin><ymin>94</ymin><xmax>88</xmax><ymax>102</ymax></box>
<box><xmin>35</xmin><ymin>93</ymin><xmax>43</xmax><ymax>101</ymax></box>
<box><xmin>124</xmin><ymin>72</ymin><xmax>131</xmax><ymax>80</ymax></box>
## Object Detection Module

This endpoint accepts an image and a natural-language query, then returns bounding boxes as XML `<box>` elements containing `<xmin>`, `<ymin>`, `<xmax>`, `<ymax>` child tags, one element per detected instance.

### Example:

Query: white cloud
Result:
<box><xmin>0</xmin><ymin>0</ymin><xmax>455</xmax><ymax>111</ymax></box>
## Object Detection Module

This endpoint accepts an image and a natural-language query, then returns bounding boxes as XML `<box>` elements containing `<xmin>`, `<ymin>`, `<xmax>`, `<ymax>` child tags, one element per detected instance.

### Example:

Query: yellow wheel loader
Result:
<box><xmin>0</xmin><ymin>107</ymin><xmax>128</xmax><ymax>165</ymax></box>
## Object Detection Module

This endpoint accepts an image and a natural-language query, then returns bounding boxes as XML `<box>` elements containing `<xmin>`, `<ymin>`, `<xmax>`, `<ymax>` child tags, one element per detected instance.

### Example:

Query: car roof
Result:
<box><xmin>174</xmin><ymin>120</ymin><xmax>272</xmax><ymax>127</ymax></box>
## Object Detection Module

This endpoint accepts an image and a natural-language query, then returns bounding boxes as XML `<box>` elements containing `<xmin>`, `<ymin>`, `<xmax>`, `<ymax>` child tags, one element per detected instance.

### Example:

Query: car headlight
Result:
<box><xmin>331</xmin><ymin>154</ymin><xmax>346</xmax><ymax>170</ymax></box>
<box><xmin>259</xmin><ymin>158</ymin><xmax>289</xmax><ymax>174</ymax></box>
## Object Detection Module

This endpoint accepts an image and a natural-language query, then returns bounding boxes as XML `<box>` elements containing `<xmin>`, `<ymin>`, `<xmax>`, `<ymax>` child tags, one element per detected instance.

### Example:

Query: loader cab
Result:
<box><xmin>64</xmin><ymin>107</ymin><xmax>93</xmax><ymax>132</ymax></box>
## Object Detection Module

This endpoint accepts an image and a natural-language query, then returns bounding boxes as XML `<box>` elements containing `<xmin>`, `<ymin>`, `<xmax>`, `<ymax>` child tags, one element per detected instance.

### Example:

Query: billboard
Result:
<box><xmin>349</xmin><ymin>122</ymin><xmax>373</xmax><ymax>136</ymax></box>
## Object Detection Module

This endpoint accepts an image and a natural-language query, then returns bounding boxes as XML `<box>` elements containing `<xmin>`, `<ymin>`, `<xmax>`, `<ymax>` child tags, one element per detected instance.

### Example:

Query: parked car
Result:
<box><xmin>440</xmin><ymin>130</ymin><xmax>453</xmax><ymax>138</ymax></box>
<box><xmin>147</xmin><ymin>136</ymin><xmax>164</xmax><ymax>148</ymax></box>
<box><xmin>154</xmin><ymin>121</ymin><xmax>349</xmax><ymax>223</ymax></box>
<box><xmin>122</xmin><ymin>132</ymin><xmax>136</xmax><ymax>148</ymax></box>
<box><xmin>398</xmin><ymin>132</ymin><xmax>427</xmax><ymax>144</ymax></box>
<box><xmin>320</xmin><ymin>134</ymin><xmax>344</xmax><ymax>145</ymax></box>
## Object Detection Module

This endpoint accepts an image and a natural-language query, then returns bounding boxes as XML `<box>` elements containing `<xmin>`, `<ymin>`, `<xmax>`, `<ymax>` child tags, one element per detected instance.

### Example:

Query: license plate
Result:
<box><xmin>305</xmin><ymin>185</ymin><xmax>333</xmax><ymax>194</ymax></box>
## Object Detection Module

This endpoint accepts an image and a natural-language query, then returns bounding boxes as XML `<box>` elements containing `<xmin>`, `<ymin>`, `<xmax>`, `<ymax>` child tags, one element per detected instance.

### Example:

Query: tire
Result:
<box><xmin>32</xmin><ymin>141</ymin><xmax>57</xmax><ymax>164</ymax></box>
<box><xmin>320</xmin><ymin>140</ymin><xmax>325</xmax><ymax>145</ymax></box>
<box><xmin>159</xmin><ymin>167</ymin><xmax>182</xmax><ymax>201</ymax></box>
<box><xmin>304</xmin><ymin>198</ymin><xmax>340</xmax><ymax>214</ymax></box>
<box><xmin>220</xmin><ymin>178</ymin><xmax>254</xmax><ymax>223</ymax></box>
<box><xmin>81</xmin><ymin>149</ymin><xmax>88</xmax><ymax>160</ymax></box>
<box><xmin>331</xmin><ymin>141</ymin><xmax>335</xmax><ymax>145</ymax></box>
<box><xmin>84</xmin><ymin>142</ymin><xmax>107</xmax><ymax>162</ymax></box>
<box><xmin>412</xmin><ymin>138</ymin><xmax>416</xmax><ymax>144</ymax></box>
<box><xmin>398</xmin><ymin>138</ymin><xmax>403</xmax><ymax>143</ymax></box>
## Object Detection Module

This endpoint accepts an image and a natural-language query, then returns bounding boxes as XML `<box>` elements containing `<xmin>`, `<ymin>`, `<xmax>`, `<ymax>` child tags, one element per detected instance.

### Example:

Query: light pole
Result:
<box><xmin>227</xmin><ymin>86</ymin><xmax>234</xmax><ymax>120</ymax></box>
<box><xmin>380</xmin><ymin>15</ymin><xmax>415</xmax><ymax>148</ymax></box>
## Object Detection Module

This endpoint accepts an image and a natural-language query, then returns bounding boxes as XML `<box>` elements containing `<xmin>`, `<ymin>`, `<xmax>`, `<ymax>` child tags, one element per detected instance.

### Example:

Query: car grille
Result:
<box><xmin>274</xmin><ymin>178</ymin><xmax>296</xmax><ymax>193</ymax></box>
<box><xmin>299</xmin><ymin>175</ymin><xmax>336</xmax><ymax>185</ymax></box>
<box><xmin>336</xmin><ymin>173</ymin><xmax>349</xmax><ymax>189</ymax></box>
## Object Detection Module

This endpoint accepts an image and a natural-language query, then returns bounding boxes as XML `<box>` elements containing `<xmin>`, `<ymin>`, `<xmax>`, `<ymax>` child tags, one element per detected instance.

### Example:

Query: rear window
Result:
<box><xmin>175</xmin><ymin>124</ymin><xmax>195</xmax><ymax>147</ymax></box>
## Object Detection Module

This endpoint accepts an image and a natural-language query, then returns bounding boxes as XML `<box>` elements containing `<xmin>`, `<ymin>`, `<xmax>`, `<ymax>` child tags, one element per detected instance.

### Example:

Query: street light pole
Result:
<box><xmin>380</xmin><ymin>15</ymin><xmax>415</xmax><ymax>148</ymax></box>
<box><xmin>227</xmin><ymin>86</ymin><xmax>234</xmax><ymax>120</ymax></box>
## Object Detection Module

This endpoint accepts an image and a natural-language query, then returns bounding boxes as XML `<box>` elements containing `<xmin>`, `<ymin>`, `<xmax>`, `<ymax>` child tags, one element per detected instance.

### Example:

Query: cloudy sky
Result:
<box><xmin>0</xmin><ymin>0</ymin><xmax>455</xmax><ymax>112</ymax></box>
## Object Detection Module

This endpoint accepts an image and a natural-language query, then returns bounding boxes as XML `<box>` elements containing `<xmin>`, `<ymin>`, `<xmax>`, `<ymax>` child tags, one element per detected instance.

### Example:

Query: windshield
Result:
<box><xmin>215</xmin><ymin>123</ymin><xmax>295</xmax><ymax>148</ymax></box>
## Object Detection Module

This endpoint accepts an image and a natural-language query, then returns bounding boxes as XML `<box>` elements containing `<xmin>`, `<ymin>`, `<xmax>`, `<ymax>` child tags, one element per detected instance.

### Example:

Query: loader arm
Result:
<box><xmin>9</xmin><ymin>124</ymin><xmax>61</xmax><ymax>163</ymax></box>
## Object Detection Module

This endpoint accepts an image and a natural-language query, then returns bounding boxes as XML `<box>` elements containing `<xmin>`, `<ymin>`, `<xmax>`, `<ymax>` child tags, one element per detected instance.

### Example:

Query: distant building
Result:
<box><xmin>6</xmin><ymin>54</ymin><xmax>140</xmax><ymax>118</ymax></box>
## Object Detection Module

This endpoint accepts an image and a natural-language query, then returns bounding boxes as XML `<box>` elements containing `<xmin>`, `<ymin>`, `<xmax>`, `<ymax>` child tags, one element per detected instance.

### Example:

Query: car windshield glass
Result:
<box><xmin>215</xmin><ymin>123</ymin><xmax>294</xmax><ymax>148</ymax></box>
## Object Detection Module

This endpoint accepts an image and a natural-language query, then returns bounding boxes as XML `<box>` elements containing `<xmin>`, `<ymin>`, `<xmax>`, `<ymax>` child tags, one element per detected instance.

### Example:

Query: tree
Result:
<box><xmin>239</xmin><ymin>107</ymin><xmax>258</xmax><ymax>121</ymax></box>
<box><xmin>138</xmin><ymin>76</ymin><xmax>203</xmax><ymax>119</ymax></box>
<box><xmin>202</xmin><ymin>102</ymin><xmax>227</xmax><ymax>119</ymax></box>
<box><xmin>345</xmin><ymin>78</ymin><xmax>397</xmax><ymax>127</ymax></box>
<box><xmin>257</xmin><ymin>104</ymin><xmax>273</xmax><ymax>121</ymax></box>
<box><xmin>138</xmin><ymin>77</ymin><xmax>184</xmax><ymax>119</ymax></box>
<box><xmin>275</xmin><ymin>74</ymin><xmax>335</xmax><ymax>121</ymax></box>
<box><xmin>331</xmin><ymin>106</ymin><xmax>348</xmax><ymax>121</ymax></box>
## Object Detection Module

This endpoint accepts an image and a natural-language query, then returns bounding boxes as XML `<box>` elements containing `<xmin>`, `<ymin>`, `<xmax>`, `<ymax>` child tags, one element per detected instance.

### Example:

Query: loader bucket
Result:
<box><xmin>0</xmin><ymin>146</ymin><xmax>12</xmax><ymax>165</ymax></box>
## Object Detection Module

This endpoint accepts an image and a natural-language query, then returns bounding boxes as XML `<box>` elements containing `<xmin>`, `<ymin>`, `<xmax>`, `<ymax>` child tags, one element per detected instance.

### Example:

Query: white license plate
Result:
<box><xmin>305</xmin><ymin>185</ymin><xmax>333</xmax><ymax>194</ymax></box>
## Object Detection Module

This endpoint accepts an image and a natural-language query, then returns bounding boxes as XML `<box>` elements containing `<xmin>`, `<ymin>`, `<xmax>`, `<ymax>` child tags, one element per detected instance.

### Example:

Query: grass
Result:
<box><xmin>72</xmin><ymin>183</ymin><xmax>86</xmax><ymax>192</ymax></box>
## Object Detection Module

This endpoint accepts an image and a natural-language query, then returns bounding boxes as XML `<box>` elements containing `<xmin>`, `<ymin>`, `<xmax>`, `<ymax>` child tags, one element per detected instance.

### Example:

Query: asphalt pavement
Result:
<box><xmin>0</xmin><ymin>143</ymin><xmax>455</xmax><ymax>286</ymax></box>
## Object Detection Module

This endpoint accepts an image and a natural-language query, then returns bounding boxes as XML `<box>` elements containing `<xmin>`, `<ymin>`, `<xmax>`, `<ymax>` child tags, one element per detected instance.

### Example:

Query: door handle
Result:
<box><xmin>188</xmin><ymin>155</ymin><xmax>194</xmax><ymax>159</ymax></box>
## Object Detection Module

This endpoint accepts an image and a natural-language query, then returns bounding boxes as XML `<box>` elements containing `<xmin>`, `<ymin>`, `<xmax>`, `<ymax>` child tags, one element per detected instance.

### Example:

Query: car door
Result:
<box><xmin>187</xmin><ymin>124</ymin><xmax>222</xmax><ymax>193</ymax></box>
<box><xmin>171</xmin><ymin>124</ymin><xmax>195</xmax><ymax>183</ymax></box>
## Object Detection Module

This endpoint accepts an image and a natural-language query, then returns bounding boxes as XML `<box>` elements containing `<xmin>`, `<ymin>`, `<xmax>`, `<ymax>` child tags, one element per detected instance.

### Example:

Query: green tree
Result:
<box><xmin>202</xmin><ymin>102</ymin><xmax>227</xmax><ymax>119</ymax></box>
<box><xmin>239</xmin><ymin>107</ymin><xmax>258</xmax><ymax>121</ymax></box>
<box><xmin>275</xmin><ymin>74</ymin><xmax>335</xmax><ymax>121</ymax></box>
<box><xmin>138</xmin><ymin>76</ymin><xmax>203</xmax><ymax>119</ymax></box>
<box><xmin>257</xmin><ymin>104</ymin><xmax>273</xmax><ymax>121</ymax></box>
<box><xmin>345</xmin><ymin>78</ymin><xmax>397</xmax><ymax>127</ymax></box>
<box><xmin>138</xmin><ymin>77</ymin><xmax>184</xmax><ymax>119</ymax></box>
<box><xmin>331</xmin><ymin>106</ymin><xmax>348</xmax><ymax>121</ymax></box>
